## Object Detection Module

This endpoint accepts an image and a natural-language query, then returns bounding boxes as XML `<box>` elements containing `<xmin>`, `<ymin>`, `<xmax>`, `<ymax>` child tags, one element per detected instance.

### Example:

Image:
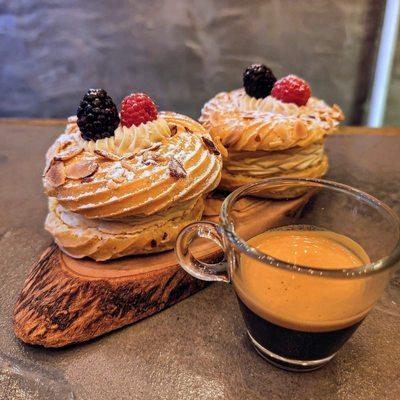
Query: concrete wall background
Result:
<box><xmin>386</xmin><ymin>32</ymin><xmax>400</xmax><ymax>126</ymax></box>
<box><xmin>0</xmin><ymin>0</ymin><xmax>390</xmax><ymax>124</ymax></box>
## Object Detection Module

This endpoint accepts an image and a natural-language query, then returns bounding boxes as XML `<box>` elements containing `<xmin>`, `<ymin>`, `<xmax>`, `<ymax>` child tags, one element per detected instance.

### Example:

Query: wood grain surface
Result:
<box><xmin>13</xmin><ymin>193</ymin><xmax>310</xmax><ymax>347</ymax></box>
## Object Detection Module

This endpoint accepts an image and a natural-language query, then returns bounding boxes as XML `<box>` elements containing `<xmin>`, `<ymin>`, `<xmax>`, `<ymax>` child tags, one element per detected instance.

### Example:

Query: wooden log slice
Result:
<box><xmin>13</xmin><ymin>192</ymin><xmax>311</xmax><ymax>347</ymax></box>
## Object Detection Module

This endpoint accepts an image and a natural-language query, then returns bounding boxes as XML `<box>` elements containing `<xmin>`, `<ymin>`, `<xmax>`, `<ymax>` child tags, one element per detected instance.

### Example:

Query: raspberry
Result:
<box><xmin>77</xmin><ymin>89</ymin><xmax>120</xmax><ymax>141</ymax></box>
<box><xmin>120</xmin><ymin>93</ymin><xmax>158</xmax><ymax>128</ymax></box>
<box><xmin>271</xmin><ymin>75</ymin><xmax>311</xmax><ymax>106</ymax></box>
<box><xmin>243</xmin><ymin>64</ymin><xmax>276</xmax><ymax>99</ymax></box>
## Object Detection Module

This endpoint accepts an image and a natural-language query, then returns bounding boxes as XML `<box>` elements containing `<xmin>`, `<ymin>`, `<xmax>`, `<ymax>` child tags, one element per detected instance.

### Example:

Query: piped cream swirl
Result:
<box><xmin>238</xmin><ymin>92</ymin><xmax>329</xmax><ymax>116</ymax></box>
<box><xmin>200</xmin><ymin>88</ymin><xmax>344</xmax><ymax>152</ymax></box>
<box><xmin>44</xmin><ymin>112</ymin><xmax>223</xmax><ymax>220</ymax></box>
<box><xmin>78</xmin><ymin>117</ymin><xmax>171</xmax><ymax>157</ymax></box>
<box><xmin>224</xmin><ymin>142</ymin><xmax>324</xmax><ymax>177</ymax></box>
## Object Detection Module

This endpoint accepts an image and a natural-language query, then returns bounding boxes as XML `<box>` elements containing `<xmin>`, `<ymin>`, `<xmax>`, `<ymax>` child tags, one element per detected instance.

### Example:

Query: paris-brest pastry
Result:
<box><xmin>200</xmin><ymin>64</ymin><xmax>344</xmax><ymax>196</ymax></box>
<box><xmin>43</xmin><ymin>90</ymin><xmax>222</xmax><ymax>261</ymax></box>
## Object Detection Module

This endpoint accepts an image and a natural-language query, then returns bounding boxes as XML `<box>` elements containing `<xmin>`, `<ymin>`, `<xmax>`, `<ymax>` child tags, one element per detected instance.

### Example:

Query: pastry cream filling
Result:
<box><xmin>49</xmin><ymin>196</ymin><xmax>202</xmax><ymax>235</ymax></box>
<box><xmin>230</xmin><ymin>90</ymin><xmax>339</xmax><ymax>119</ymax></box>
<box><xmin>79</xmin><ymin>116</ymin><xmax>172</xmax><ymax>157</ymax></box>
<box><xmin>224</xmin><ymin>142</ymin><xmax>324</xmax><ymax>177</ymax></box>
<box><xmin>239</xmin><ymin>92</ymin><xmax>305</xmax><ymax>115</ymax></box>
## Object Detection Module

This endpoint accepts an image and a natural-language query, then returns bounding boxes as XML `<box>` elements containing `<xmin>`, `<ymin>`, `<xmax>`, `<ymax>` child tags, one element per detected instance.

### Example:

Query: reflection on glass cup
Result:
<box><xmin>175</xmin><ymin>178</ymin><xmax>400</xmax><ymax>371</ymax></box>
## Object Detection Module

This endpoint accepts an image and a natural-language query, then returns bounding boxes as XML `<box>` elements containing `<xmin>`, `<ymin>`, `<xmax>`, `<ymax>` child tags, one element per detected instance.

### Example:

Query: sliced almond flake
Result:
<box><xmin>81</xmin><ymin>175</ymin><xmax>94</xmax><ymax>183</ymax></box>
<box><xmin>184</xmin><ymin>127</ymin><xmax>193</xmax><ymax>133</ymax></box>
<box><xmin>59</xmin><ymin>140</ymin><xmax>74</xmax><ymax>151</ymax></box>
<box><xmin>45</xmin><ymin>161</ymin><xmax>66</xmax><ymax>188</ymax></box>
<box><xmin>54</xmin><ymin>145</ymin><xmax>83</xmax><ymax>161</ymax></box>
<box><xmin>121</xmin><ymin>160</ymin><xmax>136</xmax><ymax>171</ymax></box>
<box><xmin>120</xmin><ymin>152</ymin><xmax>142</xmax><ymax>160</ymax></box>
<box><xmin>94</xmin><ymin>149</ymin><xmax>121</xmax><ymax>161</ymax></box>
<box><xmin>134</xmin><ymin>143</ymin><xmax>162</xmax><ymax>158</ymax></box>
<box><xmin>168</xmin><ymin>158</ymin><xmax>187</xmax><ymax>179</ymax></box>
<box><xmin>112</xmin><ymin>176</ymin><xmax>125</xmax><ymax>183</ymax></box>
<box><xmin>106</xmin><ymin>180</ymin><xmax>119</xmax><ymax>189</ymax></box>
<box><xmin>169</xmin><ymin>124</ymin><xmax>178</xmax><ymax>136</ymax></box>
<box><xmin>153</xmin><ymin>154</ymin><xmax>168</xmax><ymax>162</ymax></box>
<box><xmin>142</xmin><ymin>151</ymin><xmax>168</xmax><ymax>164</ymax></box>
<box><xmin>120</xmin><ymin>152</ymin><xmax>135</xmax><ymax>160</ymax></box>
<box><xmin>43</xmin><ymin>156</ymin><xmax>55</xmax><ymax>177</ymax></box>
<box><xmin>135</xmin><ymin>148</ymin><xmax>146</xmax><ymax>158</ymax></box>
<box><xmin>147</xmin><ymin>143</ymin><xmax>162</xmax><ymax>152</ymax></box>
<box><xmin>294</xmin><ymin>121</ymin><xmax>308</xmax><ymax>138</ymax></box>
<box><xmin>201</xmin><ymin>136</ymin><xmax>220</xmax><ymax>155</ymax></box>
<box><xmin>65</xmin><ymin>160</ymin><xmax>98</xmax><ymax>180</ymax></box>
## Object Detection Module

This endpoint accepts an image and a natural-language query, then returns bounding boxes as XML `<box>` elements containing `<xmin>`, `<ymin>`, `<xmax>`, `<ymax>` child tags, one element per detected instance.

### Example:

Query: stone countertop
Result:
<box><xmin>0</xmin><ymin>122</ymin><xmax>399</xmax><ymax>400</ymax></box>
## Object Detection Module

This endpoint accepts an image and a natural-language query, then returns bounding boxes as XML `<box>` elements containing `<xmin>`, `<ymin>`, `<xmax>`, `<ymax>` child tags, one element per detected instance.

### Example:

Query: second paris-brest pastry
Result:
<box><xmin>200</xmin><ymin>64</ymin><xmax>344</xmax><ymax>195</ymax></box>
<box><xmin>43</xmin><ymin>90</ymin><xmax>222</xmax><ymax>261</ymax></box>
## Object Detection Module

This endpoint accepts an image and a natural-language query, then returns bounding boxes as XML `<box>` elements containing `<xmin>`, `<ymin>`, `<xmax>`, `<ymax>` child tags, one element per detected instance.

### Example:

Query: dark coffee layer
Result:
<box><xmin>238</xmin><ymin>297</ymin><xmax>363</xmax><ymax>361</ymax></box>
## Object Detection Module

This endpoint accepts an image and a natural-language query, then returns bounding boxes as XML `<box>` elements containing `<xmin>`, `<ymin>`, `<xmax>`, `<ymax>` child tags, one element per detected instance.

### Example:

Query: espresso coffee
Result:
<box><xmin>233</xmin><ymin>228</ymin><xmax>373</xmax><ymax>369</ymax></box>
<box><xmin>238</xmin><ymin>297</ymin><xmax>364</xmax><ymax>367</ymax></box>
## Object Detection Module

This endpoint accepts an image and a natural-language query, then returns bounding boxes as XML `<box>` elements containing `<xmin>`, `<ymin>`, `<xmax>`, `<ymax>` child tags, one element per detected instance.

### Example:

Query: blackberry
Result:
<box><xmin>77</xmin><ymin>89</ymin><xmax>120</xmax><ymax>141</ymax></box>
<box><xmin>243</xmin><ymin>64</ymin><xmax>277</xmax><ymax>99</ymax></box>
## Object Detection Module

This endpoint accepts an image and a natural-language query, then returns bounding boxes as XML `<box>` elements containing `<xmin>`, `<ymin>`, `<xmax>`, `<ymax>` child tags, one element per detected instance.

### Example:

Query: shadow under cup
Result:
<box><xmin>175</xmin><ymin>178</ymin><xmax>400</xmax><ymax>371</ymax></box>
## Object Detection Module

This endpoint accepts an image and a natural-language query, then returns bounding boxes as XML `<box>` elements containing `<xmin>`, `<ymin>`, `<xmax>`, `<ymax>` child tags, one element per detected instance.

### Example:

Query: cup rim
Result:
<box><xmin>220</xmin><ymin>177</ymin><xmax>400</xmax><ymax>279</ymax></box>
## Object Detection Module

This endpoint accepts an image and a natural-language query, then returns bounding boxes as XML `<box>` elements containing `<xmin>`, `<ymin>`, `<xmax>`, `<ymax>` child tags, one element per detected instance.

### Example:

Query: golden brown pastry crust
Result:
<box><xmin>45</xmin><ymin>197</ymin><xmax>205</xmax><ymax>261</ymax></box>
<box><xmin>43</xmin><ymin>112</ymin><xmax>222</xmax><ymax>220</ymax></box>
<box><xmin>200</xmin><ymin>89</ymin><xmax>344</xmax><ymax>152</ymax></box>
<box><xmin>223</xmin><ymin>141</ymin><xmax>325</xmax><ymax>178</ymax></box>
<box><xmin>43</xmin><ymin>112</ymin><xmax>222</xmax><ymax>259</ymax></box>
<box><xmin>219</xmin><ymin>155</ymin><xmax>328</xmax><ymax>197</ymax></box>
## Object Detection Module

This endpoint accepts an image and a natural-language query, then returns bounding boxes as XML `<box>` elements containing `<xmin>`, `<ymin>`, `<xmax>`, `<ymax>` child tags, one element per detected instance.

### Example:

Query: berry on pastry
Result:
<box><xmin>43</xmin><ymin>90</ymin><xmax>222</xmax><ymax>260</ymax></box>
<box><xmin>199</xmin><ymin>64</ymin><xmax>344</xmax><ymax>196</ymax></box>
<box><xmin>243</xmin><ymin>64</ymin><xmax>277</xmax><ymax>99</ymax></box>
<box><xmin>271</xmin><ymin>75</ymin><xmax>311</xmax><ymax>106</ymax></box>
<box><xmin>77</xmin><ymin>89</ymin><xmax>120</xmax><ymax>141</ymax></box>
<box><xmin>120</xmin><ymin>93</ymin><xmax>158</xmax><ymax>128</ymax></box>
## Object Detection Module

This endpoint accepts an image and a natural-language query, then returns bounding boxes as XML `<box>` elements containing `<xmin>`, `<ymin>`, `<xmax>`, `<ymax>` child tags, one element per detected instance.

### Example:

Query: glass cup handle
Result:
<box><xmin>175</xmin><ymin>221</ymin><xmax>230</xmax><ymax>283</ymax></box>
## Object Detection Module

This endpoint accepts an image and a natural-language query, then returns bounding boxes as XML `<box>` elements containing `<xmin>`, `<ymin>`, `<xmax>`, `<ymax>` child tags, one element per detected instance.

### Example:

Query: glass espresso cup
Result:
<box><xmin>175</xmin><ymin>178</ymin><xmax>400</xmax><ymax>371</ymax></box>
